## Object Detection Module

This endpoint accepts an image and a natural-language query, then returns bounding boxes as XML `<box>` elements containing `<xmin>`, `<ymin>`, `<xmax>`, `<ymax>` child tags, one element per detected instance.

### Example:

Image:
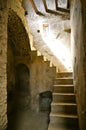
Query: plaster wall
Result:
<box><xmin>30</xmin><ymin>57</ymin><xmax>56</xmax><ymax>111</ymax></box>
<box><xmin>23</xmin><ymin>0</ymin><xmax>72</xmax><ymax>72</ymax></box>
<box><xmin>71</xmin><ymin>0</ymin><xmax>86</xmax><ymax>129</ymax></box>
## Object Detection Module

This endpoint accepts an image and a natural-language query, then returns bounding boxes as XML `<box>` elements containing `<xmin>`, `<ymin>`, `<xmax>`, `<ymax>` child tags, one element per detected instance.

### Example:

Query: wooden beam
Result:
<box><xmin>46</xmin><ymin>9</ymin><xmax>62</xmax><ymax>15</ymax></box>
<box><xmin>55</xmin><ymin>0</ymin><xmax>58</xmax><ymax>10</ymax></box>
<box><xmin>67</xmin><ymin>0</ymin><xmax>70</xmax><ymax>8</ymax></box>
<box><xmin>42</xmin><ymin>0</ymin><xmax>48</xmax><ymax>11</ymax></box>
<box><xmin>56</xmin><ymin>7</ymin><xmax>70</xmax><ymax>13</ymax></box>
<box><xmin>30</xmin><ymin>0</ymin><xmax>38</xmax><ymax>13</ymax></box>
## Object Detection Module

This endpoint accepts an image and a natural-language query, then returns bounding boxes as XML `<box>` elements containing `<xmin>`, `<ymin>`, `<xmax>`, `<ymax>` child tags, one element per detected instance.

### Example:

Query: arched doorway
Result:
<box><xmin>15</xmin><ymin>64</ymin><xmax>30</xmax><ymax>110</ymax></box>
<box><xmin>7</xmin><ymin>9</ymin><xmax>31</xmax><ymax>129</ymax></box>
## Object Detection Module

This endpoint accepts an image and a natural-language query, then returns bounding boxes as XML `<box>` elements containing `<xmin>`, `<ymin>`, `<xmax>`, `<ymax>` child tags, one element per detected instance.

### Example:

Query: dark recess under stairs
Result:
<box><xmin>48</xmin><ymin>72</ymin><xmax>79</xmax><ymax>130</ymax></box>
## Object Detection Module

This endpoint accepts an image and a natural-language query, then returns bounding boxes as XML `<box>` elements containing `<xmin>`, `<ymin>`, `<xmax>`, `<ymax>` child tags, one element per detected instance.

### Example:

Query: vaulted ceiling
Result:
<box><xmin>8</xmin><ymin>9</ymin><xmax>31</xmax><ymax>57</ymax></box>
<box><xmin>28</xmin><ymin>0</ymin><xmax>70</xmax><ymax>15</ymax></box>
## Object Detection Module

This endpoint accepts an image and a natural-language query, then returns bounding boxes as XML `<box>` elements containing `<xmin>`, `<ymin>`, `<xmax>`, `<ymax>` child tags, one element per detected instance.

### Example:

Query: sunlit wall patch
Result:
<box><xmin>42</xmin><ymin>23</ymin><xmax>49</xmax><ymax>36</ymax></box>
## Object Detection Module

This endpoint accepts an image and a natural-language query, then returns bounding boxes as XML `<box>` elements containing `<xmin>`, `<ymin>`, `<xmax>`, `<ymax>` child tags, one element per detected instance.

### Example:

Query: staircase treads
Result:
<box><xmin>52</xmin><ymin>93</ymin><xmax>75</xmax><ymax>103</ymax></box>
<box><xmin>44</xmin><ymin>61</ymin><xmax>50</xmax><ymax>67</ymax></box>
<box><xmin>56</xmin><ymin>72</ymin><xmax>73</xmax><ymax>78</ymax></box>
<box><xmin>50</xmin><ymin>113</ymin><xmax>78</xmax><ymax>126</ymax></box>
<box><xmin>51</xmin><ymin>102</ymin><xmax>77</xmax><ymax>115</ymax></box>
<box><xmin>53</xmin><ymin>85</ymin><xmax>74</xmax><ymax>93</ymax></box>
<box><xmin>49</xmin><ymin>72</ymin><xmax>79</xmax><ymax>130</ymax></box>
<box><xmin>36</xmin><ymin>56</ymin><xmax>44</xmax><ymax>62</ymax></box>
<box><xmin>50</xmin><ymin>113</ymin><xmax>78</xmax><ymax>118</ymax></box>
<box><xmin>53</xmin><ymin>84</ymin><xmax>74</xmax><ymax>87</ymax></box>
<box><xmin>54</xmin><ymin>78</ymin><xmax>73</xmax><ymax>85</ymax></box>
<box><xmin>31</xmin><ymin>50</ymin><xmax>37</xmax><ymax>60</ymax></box>
<box><xmin>51</xmin><ymin>102</ymin><xmax>77</xmax><ymax>106</ymax></box>
<box><xmin>50</xmin><ymin>113</ymin><xmax>78</xmax><ymax>124</ymax></box>
<box><xmin>48</xmin><ymin>123</ymin><xmax>79</xmax><ymax>130</ymax></box>
<box><xmin>53</xmin><ymin>92</ymin><xmax>75</xmax><ymax>95</ymax></box>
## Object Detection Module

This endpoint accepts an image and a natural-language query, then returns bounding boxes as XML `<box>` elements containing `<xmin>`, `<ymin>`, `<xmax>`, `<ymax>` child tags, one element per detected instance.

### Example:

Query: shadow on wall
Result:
<box><xmin>39</xmin><ymin>91</ymin><xmax>52</xmax><ymax>114</ymax></box>
<box><xmin>15</xmin><ymin>64</ymin><xmax>31</xmax><ymax>110</ymax></box>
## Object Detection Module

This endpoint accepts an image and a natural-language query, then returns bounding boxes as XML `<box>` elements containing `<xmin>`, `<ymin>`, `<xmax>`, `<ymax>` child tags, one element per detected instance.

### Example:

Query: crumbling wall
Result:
<box><xmin>7</xmin><ymin>0</ymin><xmax>33</xmax><ymax>50</ymax></box>
<box><xmin>30</xmin><ymin>56</ymin><xmax>56</xmax><ymax>111</ymax></box>
<box><xmin>7</xmin><ymin>38</ymin><xmax>15</xmax><ymax>115</ymax></box>
<box><xmin>0</xmin><ymin>0</ymin><xmax>8</xmax><ymax>129</ymax></box>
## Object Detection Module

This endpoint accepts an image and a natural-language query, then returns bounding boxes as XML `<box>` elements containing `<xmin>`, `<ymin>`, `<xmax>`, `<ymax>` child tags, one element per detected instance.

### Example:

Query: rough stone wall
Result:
<box><xmin>0</xmin><ymin>0</ymin><xmax>56</xmax><ymax>129</ymax></box>
<box><xmin>7</xmin><ymin>0</ymin><xmax>56</xmax><ymax>113</ymax></box>
<box><xmin>0</xmin><ymin>0</ymin><xmax>8</xmax><ymax>129</ymax></box>
<box><xmin>7</xmin><ymin>1</ymin><xmax>32</xmax><ymax>113</ymax></box>
<box><xmin>71</xmin><ymin>0</ymin><xmax>86</xmax><ymax>129</ymax></box>
<box><xmin>14</xmin><ymin>64</ymin><xmax>31</xmax><ymax>110</ymax></box>
<box><xmin>11</xmin><ymin>53</ymin><xmax>56</xmax><ymax>112</ymax></box>
<box><xmin>7</xmin><ymin>0</ymin><xmax>32</xmax><ymax>49</ymax></box>
<box><xmin>30</xmin><ymin>56</ymin><xmax>56</xmax><ymax>111</ymax></box>
<box><xmin>7</xmin><ymin>39</ymin><xmax>15</xmax><ymax>115</ymax></box>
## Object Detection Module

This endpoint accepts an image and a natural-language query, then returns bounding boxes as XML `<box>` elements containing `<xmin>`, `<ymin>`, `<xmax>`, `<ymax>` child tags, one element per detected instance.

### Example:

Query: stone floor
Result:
<box><xmin>7</xmin><ymin>110</ymin><xmax>49</xmax><ymax>130</ymax></box>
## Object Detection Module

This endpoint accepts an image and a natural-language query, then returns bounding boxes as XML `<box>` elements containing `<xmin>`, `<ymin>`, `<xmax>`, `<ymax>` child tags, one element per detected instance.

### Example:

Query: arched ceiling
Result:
<box><xmin>8</xmin><ymin>9</ymin><xmax>31</xmax><ymax>57</ymax></box>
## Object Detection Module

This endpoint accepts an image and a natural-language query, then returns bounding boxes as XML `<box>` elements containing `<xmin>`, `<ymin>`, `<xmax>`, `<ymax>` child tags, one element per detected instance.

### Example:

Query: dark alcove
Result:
<box><xmin>39</xmin><ymin>91</ymin><xmax>52</xmax><ymax>113</ymax></box>
<box><xmin>15</xmin><ymin>64</ymin><xmax>31</xmax><ymax>110</ymax></box>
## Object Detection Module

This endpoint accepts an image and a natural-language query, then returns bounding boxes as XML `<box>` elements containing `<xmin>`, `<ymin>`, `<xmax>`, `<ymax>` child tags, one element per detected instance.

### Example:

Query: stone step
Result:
<box><xmin>51</xmin><ymin>102</ymin><xmax>77</xmax><ymax>115</ymax></box>
<box><xmin>37</xmin><ymin>51</ymin><xmax>41</xmax><ymax>56</ymax></box>
<box><xmin>36</xmin><ymin>56</ymin><xmax>44</xmax><ymax>62</ymax></box>
<box><xmin>48</xmin><ymin>122</ymin><xmax>79</xmax><ymax>130</ymax></box>
<box><xmin>52</xmin><ymin>93</ymin><xmax>75</xmax><ymax>103</ymax></box>
<box><xmin>48</xmin><ymin>72</ymin><xmax>79</xmax><ymax>130</ymax></box>
<box><xmin>54</xmin><ymin>78</ymin><xmax>73</xmax><ymax>85</ymax></box>
<box><xmin>44</xmin><ymin>56</ymin><xmax>48</xmax><ymax>61</ymax></box>
<box><xmin>44</xmin><ymin>61</ymin><xmax>50</xmax><ymax>67</ymax></box>
<box><xmin>49</xmin><ymin>67</ymin><xmax>56</xmax><ymax>78</ymax></box>
<box><xmin>53</xmin><ymin>85</ymin><xmax>74</xmax><ymax>93</ymax></box>
<box><xmin>56</xmin><ymin>72</ymin><xmax>73</xmax><ymax>78</ymax></box>
<box><xmin>50</xmin><ymin>113</ymin><xmax>78</xmax><ymax>125</ymax></box>
<box><xmin>31</xmin><ymin>50</ymin><xmax>37</xmax><ymax>61</ymax></box>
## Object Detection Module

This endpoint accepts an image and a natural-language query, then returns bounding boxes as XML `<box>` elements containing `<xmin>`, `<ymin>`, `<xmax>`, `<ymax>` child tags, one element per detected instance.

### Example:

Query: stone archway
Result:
<box><xmin>7</xmin><ymin>9</ymin><xmax>31</xmax><ymax>122</ymax></box>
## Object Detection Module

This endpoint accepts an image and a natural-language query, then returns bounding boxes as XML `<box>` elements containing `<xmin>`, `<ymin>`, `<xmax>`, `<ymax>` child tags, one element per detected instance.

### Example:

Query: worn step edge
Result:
<box><xmin>50</xmin><ymin>113</ymin><xmax>78</xmax><ymax>118</ymax></box>
<box><xmin>53</xmin><ymin>85</ymin><xmax>74</xmax><ymax>87</ymax></box>
<box><xmin>55</xmin><ymin>78</ymin><xmax>73</xmax><ymax>80</ymax></box>
<box><xmin>53</xmin><ymin>93</ymin><xmax>75</xmax><ymax>96</ymax></box>
<box><xmin>56</xmin><ymin>72</ymin><xmax>73</xmax><ymax>78</ymax></box>
<box><xmin>51</xmin><ymin>102</ymin><xmax>77</xmax><ymax>106</ymax></box>
<box><xmin>48</xmin><ymin>123</ymin><xmax>79</xmax><ymax>130</ymax></box>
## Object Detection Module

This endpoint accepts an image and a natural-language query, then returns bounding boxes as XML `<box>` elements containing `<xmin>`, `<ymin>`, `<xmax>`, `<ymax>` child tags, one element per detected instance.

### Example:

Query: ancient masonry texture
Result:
<box><xmin>0</xmin><ymin>1</ymin><xmax>8</xmax><ymax>130</ymax></box>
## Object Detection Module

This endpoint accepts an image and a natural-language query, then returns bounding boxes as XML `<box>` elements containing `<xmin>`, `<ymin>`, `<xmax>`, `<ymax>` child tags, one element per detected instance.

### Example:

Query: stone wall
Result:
<box><xmin>30</xmin><ymin>54</ymin><xmax>56</xmax><ymax>111</ymax></box>
<box><xmin>0</xmin><ymin>0</ymin><xmax>7</xmax><ymax>129</ymax></box>
<box><xmin>7</xmin><ymin>0</ymin><xmax>30</xmax><ymax>38</ymax></box>
<box><xmin>7</xmin><ymin>0</ymin><xmax>56</xmax><ymax>114</ymax></box>
<box><xmin>7</xmin><ymin>0</ymin><xmax>33</xmax><ymax>52</ymax></box>
<box><xmin>7</xmin><ymin>38</ymin><xmax>15</xmax><ymax>115</ymax></box>
<box><xmin>71</xmin><ymin>0</ymin><xmax>86</xmax><ymax>129</ymax></box>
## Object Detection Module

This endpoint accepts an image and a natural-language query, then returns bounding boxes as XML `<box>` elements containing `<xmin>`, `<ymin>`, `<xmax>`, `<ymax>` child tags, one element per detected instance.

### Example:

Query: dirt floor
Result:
<box><xmin>7</xmin><ymin>110</ymin><xmax>49</xmax><ymax>130</ymax></box>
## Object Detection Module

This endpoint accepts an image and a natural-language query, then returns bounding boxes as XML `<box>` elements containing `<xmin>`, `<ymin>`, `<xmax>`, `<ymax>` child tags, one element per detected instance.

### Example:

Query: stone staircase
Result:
<box><xmin>48</xmin><ymin>72</ymin><xmax>79</xmax><ymax>130</ymax></box>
